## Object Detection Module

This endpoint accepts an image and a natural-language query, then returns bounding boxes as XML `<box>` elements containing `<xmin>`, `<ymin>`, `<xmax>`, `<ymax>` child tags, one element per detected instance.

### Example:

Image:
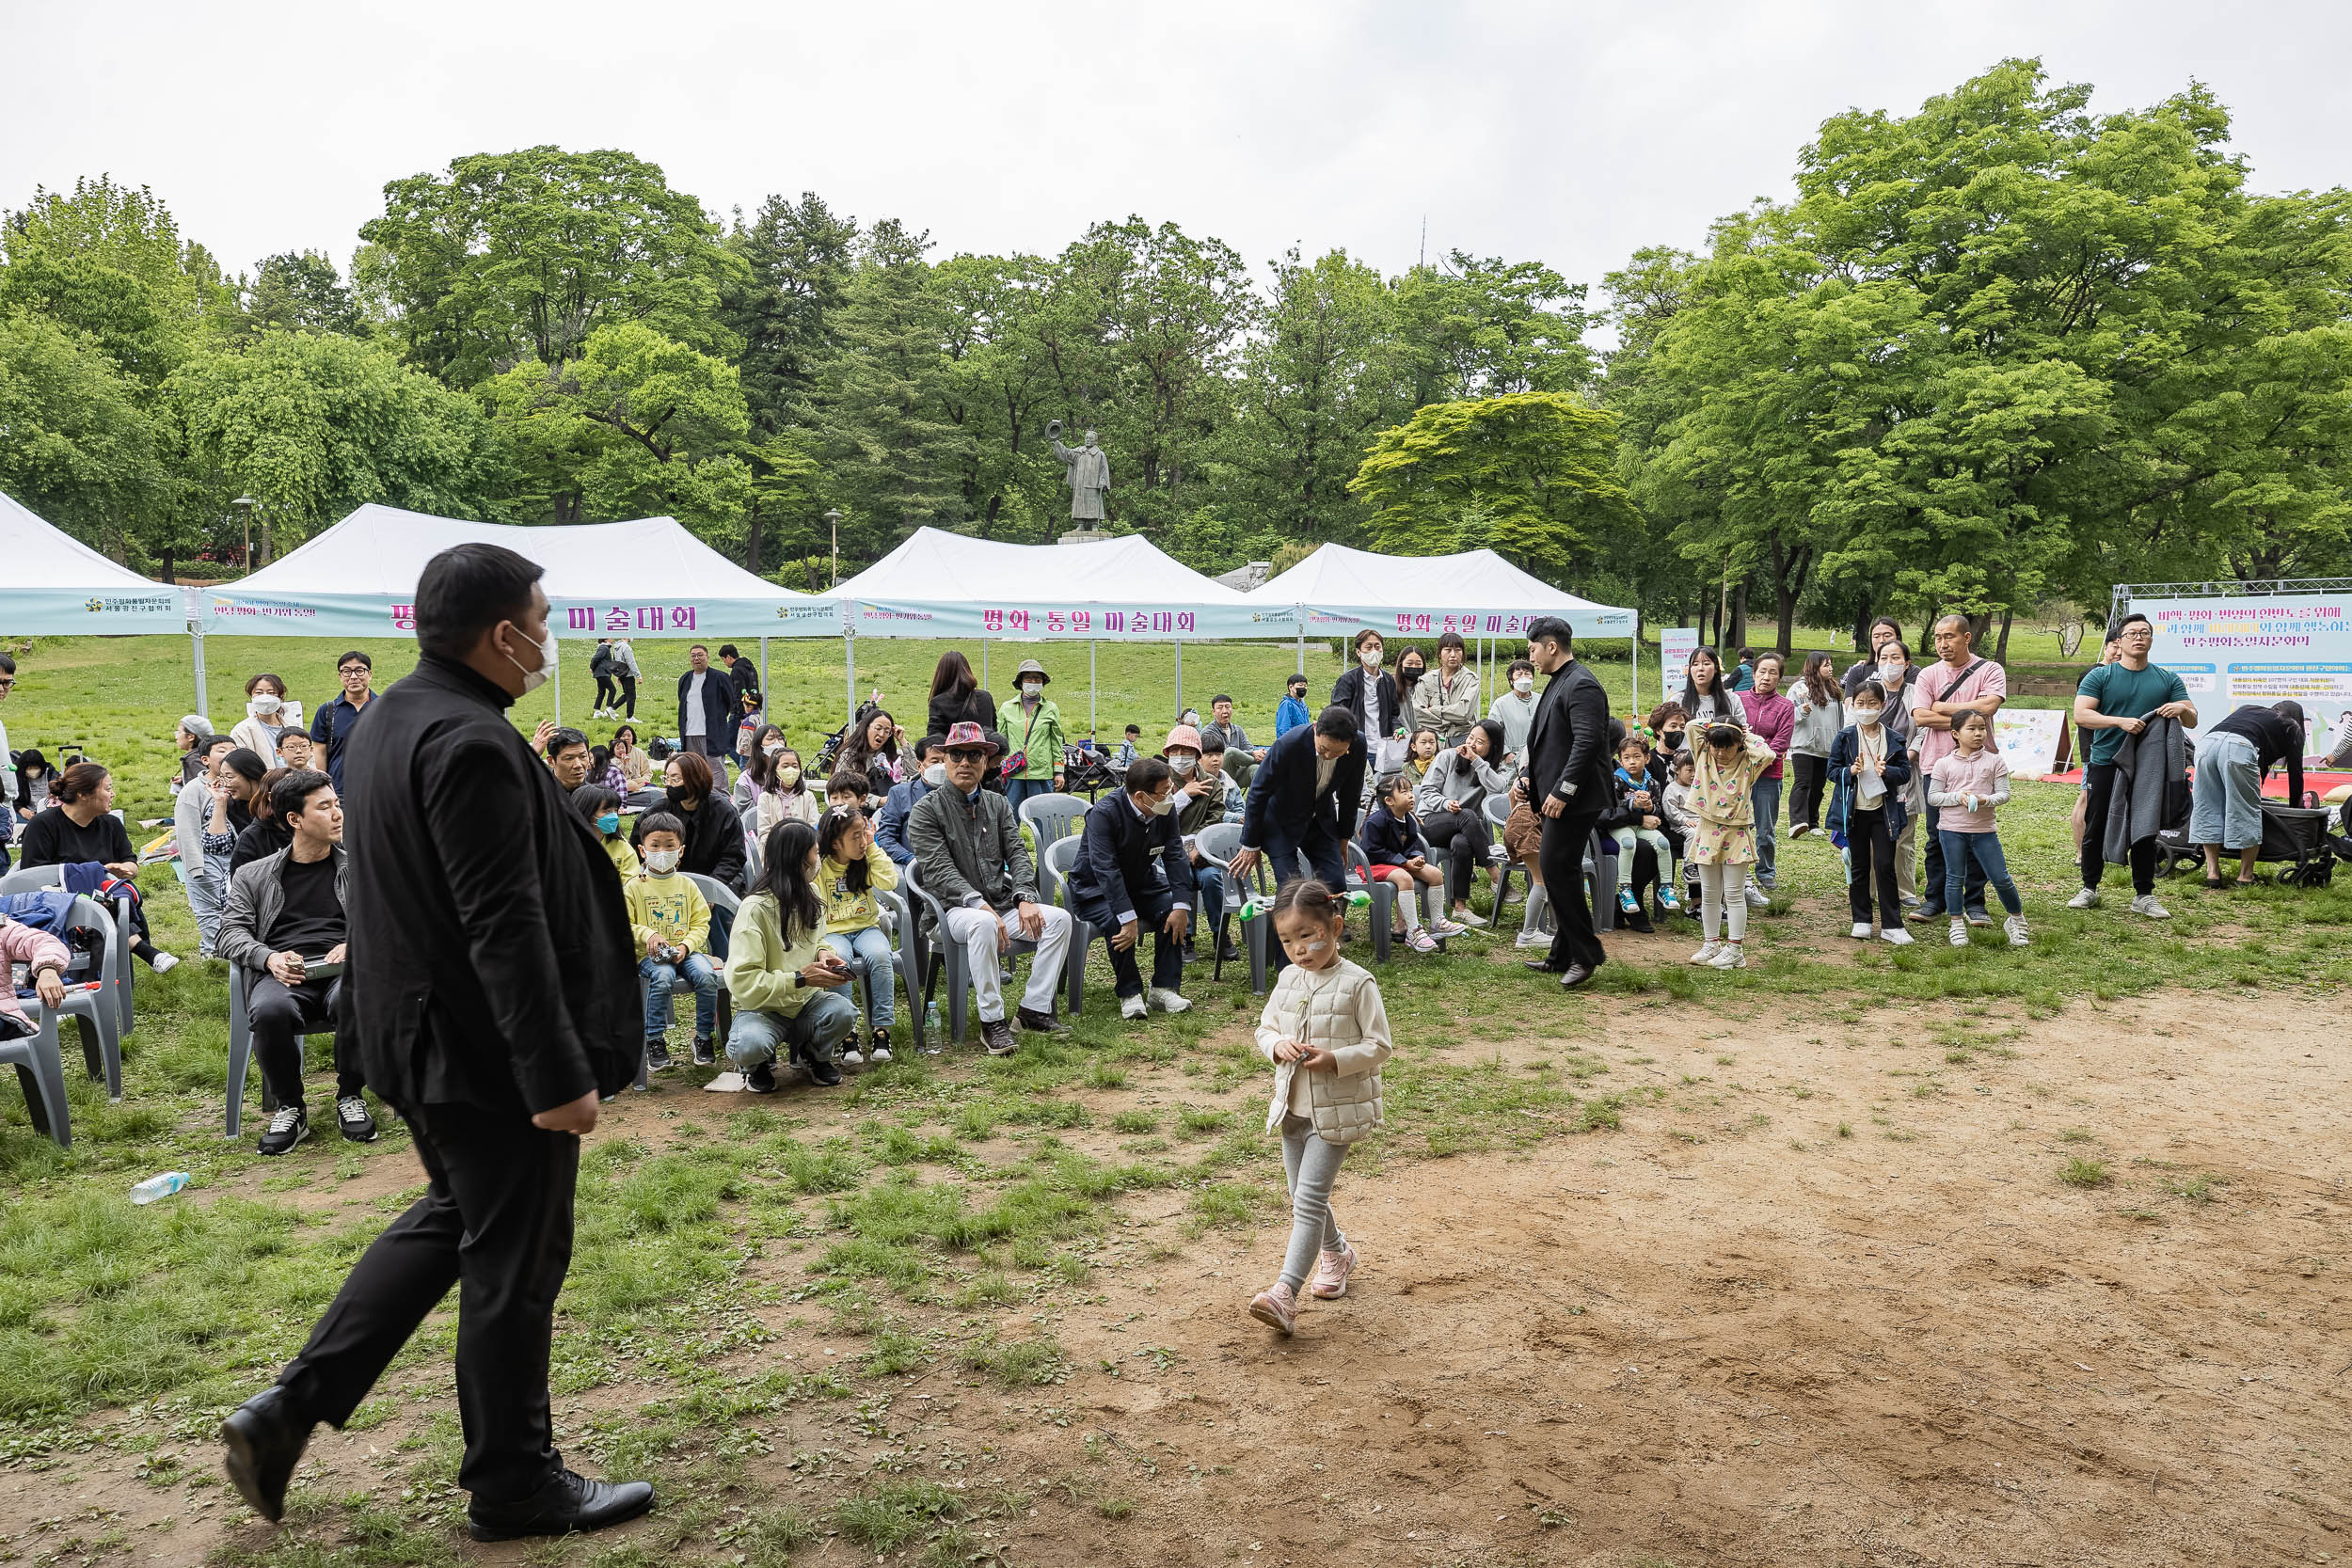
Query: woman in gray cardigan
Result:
<box><xmin>1413</xmin><ymin>718</ymin><xmax>1513</xmax><ymax>926</ymax></box>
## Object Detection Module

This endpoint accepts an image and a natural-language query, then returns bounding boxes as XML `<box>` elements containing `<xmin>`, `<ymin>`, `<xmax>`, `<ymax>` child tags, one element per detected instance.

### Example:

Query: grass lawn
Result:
<box><xmin>1</xmin><ymin>626</ymin><xmax>2338</xmax><ymax>1567</ymax></box>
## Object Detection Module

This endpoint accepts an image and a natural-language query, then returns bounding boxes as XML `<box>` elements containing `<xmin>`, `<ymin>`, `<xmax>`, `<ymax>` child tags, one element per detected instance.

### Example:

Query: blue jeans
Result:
<box><xmin>1919</xmin><ymin>800</ymin><xmax>1988</xmax><ymax>915</ymax></box>
<box><xmin>1005</xmin><ymin>777</ymin><xmax>1054</xmax><ymax>813</ymax></box>
<box><xmin>641</xmin><ymin>953</ymin><xmax>721</xmax><ymax>1039</ymax></box>
<box><xmin>1938</xmin><ymin>830</ymin><xmax>2021</xmax><ymax>916</ymax></box>
<box><xmin>821</xmin><ymin>927</ymin><xmax>897</xmax><ymax>1031</ymax></box>
<box><xmin>1750</xmin><ymin>775</ymin><xmax>1783</xmax><ymax>887</ymax></box>
<box><xmin>726</xmin><ymin>992</ymin><xmax>859</xmax><ymax>1069</ymax></box>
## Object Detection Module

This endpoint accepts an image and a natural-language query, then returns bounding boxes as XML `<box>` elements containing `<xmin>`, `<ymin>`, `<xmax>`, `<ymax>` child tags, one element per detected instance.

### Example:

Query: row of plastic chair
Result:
<box><xmin>0</xmin><ymin>871</ymin><xmax>131</xmax><ymax>1149</ymax></box>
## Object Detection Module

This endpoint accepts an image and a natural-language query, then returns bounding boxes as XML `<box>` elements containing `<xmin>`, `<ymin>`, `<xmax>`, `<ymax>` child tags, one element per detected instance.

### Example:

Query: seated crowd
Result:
<box><xmin>3</xmin><ymin>608</ymin><xmax>2346</xmax><ymax>1150</ymax></box>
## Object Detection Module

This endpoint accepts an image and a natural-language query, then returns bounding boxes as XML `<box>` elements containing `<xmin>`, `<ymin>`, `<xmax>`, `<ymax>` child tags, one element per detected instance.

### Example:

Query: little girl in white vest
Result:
<box><xmin>1248</xmin><ymin>878</ymin><xmax>1393</xmax><ymax>1335</ymax></box>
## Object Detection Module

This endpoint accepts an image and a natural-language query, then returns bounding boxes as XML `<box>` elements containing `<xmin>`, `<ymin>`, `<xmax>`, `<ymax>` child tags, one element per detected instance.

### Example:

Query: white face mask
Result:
<box><xmin>1852</xmin><ymin>705</ymin><xmax>1883</xmax><ymax>726</ymax></box>
<box><xmin>1359</xmin><ymin>646</ymin><xmax>1382</xmax><ymax>668</ymax></box>
<box><xmin>1148</xmin><ymin>794</ymin><xmax>1177</xmax><ymax>816</ymax></box>
<box><xmin>1021</xmin><ymin>681</ymin><xmax>1042</xmax><ymax>698</ymax></box>
<box><xmin>1513</xmin><ymin>675</ymin><xmax>1534</xmax><ymax>695</ymax></box>
<box><xmin>504</xmin><ymin>625</ymin><xmax>558</xmax><ymax>694</ymax></box>
<box><xmin>763</xmin><ymin>741</ymin><xmax>787</xmax><ymax>757</ymax></box>
<box><xmin>922</xmin><ymin>762</ymin><xmax>947</xmax><ymax>788</ymax></box>
<box><xmin>247</xmin><ymin>697</ymin><xmax>280</xmax><ymax>718</ymax></box>
<box><xmin>645</xmin><ymin>848</ymin><xmax>681</xmax><ymax>874</ymax></box>
<box><xmin>1169</xmin><ymin>752</ymin><xmax>1199</xmax><ymax>777</ymax></box>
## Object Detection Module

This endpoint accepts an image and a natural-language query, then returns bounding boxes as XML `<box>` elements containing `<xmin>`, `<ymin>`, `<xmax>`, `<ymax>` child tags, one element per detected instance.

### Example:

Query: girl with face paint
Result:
<box><xmin>1247</xmin><ymin>878</ymin><xmax>1391</xmax><ymax>1338</ymax></box>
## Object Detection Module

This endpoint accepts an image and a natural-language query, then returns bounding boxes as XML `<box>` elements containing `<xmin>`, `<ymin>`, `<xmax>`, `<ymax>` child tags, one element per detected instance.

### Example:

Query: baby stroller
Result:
<box><xmin>1061</xmin><ymin>743</ymin><xmax>1120</xmax><ymax>801</ymax></box>
<box><xmin>2160</xmin><ymin>802</ymin><xmax>2336</xmax><ymax>887</ymax></box>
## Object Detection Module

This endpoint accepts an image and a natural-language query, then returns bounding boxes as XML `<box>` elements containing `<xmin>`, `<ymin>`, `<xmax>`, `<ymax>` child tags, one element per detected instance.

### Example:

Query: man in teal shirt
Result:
<box><xmin>2069</xmin><ymin>613</ymin><xmax>2196</xmax><ymax>916</ymax></box>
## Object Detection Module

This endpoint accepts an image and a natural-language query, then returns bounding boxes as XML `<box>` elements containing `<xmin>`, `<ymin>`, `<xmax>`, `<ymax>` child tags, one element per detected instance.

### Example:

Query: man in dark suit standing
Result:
<box><xmin>1229</xmin><ymin>705</ymin><xmax>1366</xmax><ymax>898</ymax></box>
<box><xmin>675</xmin><ymin>643</ymin><xmax>737</xmax><ymax>772</ymax></box>
<box><xmin>1067</xmin><ymin>756</ymin><xmax>1196</xmax><ymax>1020</ymax></box>
<box><xmin>219</xmin><ymin>544</ymin><xmax>653</xmax><ymax>1544</ymax></box>
<box><xmin>1516</xmin><ymin>615</ymin><xmax>1613</xmax><ymax>989</ymax></box>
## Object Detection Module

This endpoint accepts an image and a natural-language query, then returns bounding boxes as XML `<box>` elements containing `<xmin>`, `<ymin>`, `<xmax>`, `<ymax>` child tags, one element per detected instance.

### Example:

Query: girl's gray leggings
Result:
<box><xmin>1279</xmin><ymin>1115</ymin><xmax>1350</xmax><ymax>1291</ymax></box>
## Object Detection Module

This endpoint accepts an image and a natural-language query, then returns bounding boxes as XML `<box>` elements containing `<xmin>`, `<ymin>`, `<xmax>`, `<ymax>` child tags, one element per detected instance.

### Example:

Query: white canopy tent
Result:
<box><xmin>826</xmin><ymin>527</ymin><xmax>1283</xmax><ymax>729</ymax></box>
<box><xmin>0</xmin><ymin>489</ymin><xmax>185</xmax><ymax>635</ymax></box>
<box><xmin>197</xmin><ymin>505</ymin><xmax>837</xmax><ymax>720</ymax></box>
<box><xmin>1242</xmin><ymin>542</ymin><xmax>1642</xmax><ymax>712</ymax></box>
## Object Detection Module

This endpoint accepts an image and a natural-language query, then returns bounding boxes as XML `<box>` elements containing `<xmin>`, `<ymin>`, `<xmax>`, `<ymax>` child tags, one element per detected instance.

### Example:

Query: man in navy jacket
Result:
<box><xmin>1066</xmin><ymin>756</ymin><xmax>1195</xmax><ymax>1020</ymax></box>
<box><xmin>875</xmin><ymin>735</ymin><xmax>939</xmax><ymax>866</ymax></box>
<box><xmin>1230</xmin><ymin>705</ymin><xmax>1367</xmax><ymax>893</ymax></box>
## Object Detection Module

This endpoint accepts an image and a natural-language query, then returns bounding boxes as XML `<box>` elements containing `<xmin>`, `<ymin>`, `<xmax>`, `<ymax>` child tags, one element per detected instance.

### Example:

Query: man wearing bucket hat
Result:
<box><xmin>906</xmin><ymin>722</ymin><xmax>1075</xmax><ymax>1054</ymax></box>
<box><xmin>996</xmin><ymin>659</ymin><xmax>1067</xmax><ymax>812</ymax></box>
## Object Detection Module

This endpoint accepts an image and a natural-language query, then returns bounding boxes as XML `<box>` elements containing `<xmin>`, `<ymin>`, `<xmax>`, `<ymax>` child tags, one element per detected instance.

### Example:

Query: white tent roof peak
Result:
<box><xmin>831</xmin><ymin>526</ymin><xmax>1248</xmax><ymax>606</ymax></box>
<box><xmin>219</xmin><ymin>504</ymin><xmax>811</xmax><ymax>602</ymax></box>
<box><xmin>0</xmin><ymin>488</ymin><xmax>185</xmax><ymax>634</ymax></box>
<box><xmin>1242</xmin><ymin>541</ymin><xmax>1635</xmax><ymax>637</ymax></box>
<box><xmin>0</xmin><ymin>488</ymin><xmax>169</xmax><ymax>591</ymax></box>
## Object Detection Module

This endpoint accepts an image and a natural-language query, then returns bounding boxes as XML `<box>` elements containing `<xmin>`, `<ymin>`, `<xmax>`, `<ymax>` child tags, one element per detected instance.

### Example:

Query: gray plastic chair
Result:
<box><xmin>1040</xmin><ymin>834</ymin><xmax>1101</xmax><ymax>1017</ymax></box>
<box><xmin>1015</xmin><ymin>792</ymin><xmax>1090</xmax><ymax>853</ymax></box>
<box><xmin>225</xmin><ymin>963</ymin><xmax>283</xmax><ymax>1136</ymax></box>
<box><xmin>903</xmin><ymin>860</ymin><xmax>1038</xmax><ymax>1048</ymax></box>
<box><xmin>1343</xmin><ymin>842</ymin><xmax>1405</xmax><ymax>960</ymax></box>
<box><xmin>2</xmin><ymin>994</ymin><xmax>73</xmax><ymax>1148</ymax></box>
<box><xmin>1482</xmin><ymin>793</ymin><xmax>1524</xmax><ymax>910</ymax></box>
<box><xmin>0</xmin><ymin>866</ymin><xmax>134</xmax><ymax>1040</ymax></box>
<box><xmin>1189</xmin><ymin>821</ymin><xmax>1248</xmax><ymax>983</ymax></box>
<box><xmin>875</xmin><ymin>887</ymin><xmax>926</xmax><ymax>1053</ymax></box>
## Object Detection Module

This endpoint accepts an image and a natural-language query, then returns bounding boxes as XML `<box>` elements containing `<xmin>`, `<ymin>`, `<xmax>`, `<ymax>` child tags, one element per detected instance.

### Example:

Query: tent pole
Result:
<box><xmin>1089</xmin><ymin>640</ymin><xmax>1097</xmax><ymax>736</ymax></box>
<box><xmin>846</xmin><ymin>628</ymin><xmax>857</xmax><ymax>734</ymax></box>
<box><xmin>1295</xmin><ymin>612</ymin><xmax>1305</xmax><ymax>691</ymax></box>
<box><xmin>1174</xmin><ymin>641</ymin><xmax>1183</xmax><ymax>720</ymax></box>
<box><xmin>759</xmin><ymin>637</ymin><xmax>770</xmax><ymax>720</ymax></box>
<box><xmin>190</xmin><ymin>629</ymin><xmax>208</xmax><ymax>719</ymax></box>
<box><xmin>553</xmin><ymin>653</ymin><xmax>562</xmax><ymax>726</ymax></box>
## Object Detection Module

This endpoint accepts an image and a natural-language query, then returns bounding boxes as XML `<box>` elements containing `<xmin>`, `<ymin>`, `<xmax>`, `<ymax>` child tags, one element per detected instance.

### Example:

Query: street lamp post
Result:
<box><xmin>232</xmin><ymin>495</ymin><xmax>257</xmax><ymax>569</ymax></box>
<box><xmin>824</xmin><ymin>508</ymin><xmax>843</xmax><ymax>587</ymax></box>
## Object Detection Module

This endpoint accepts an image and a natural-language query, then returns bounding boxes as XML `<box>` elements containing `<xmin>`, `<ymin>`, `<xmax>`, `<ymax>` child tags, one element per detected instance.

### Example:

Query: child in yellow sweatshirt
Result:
<box><xmin>627</xmin><ymin>811</ymin><xmax>719</xmax><ymax>1069</ymax></box>
<box><xmin>818</xmin><ymin>804</ymin><xmax>901</xmax><ymax>1069</ymax></box>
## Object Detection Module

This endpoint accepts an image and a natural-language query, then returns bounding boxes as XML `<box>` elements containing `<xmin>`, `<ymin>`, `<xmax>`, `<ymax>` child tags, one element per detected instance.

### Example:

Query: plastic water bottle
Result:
<box><xmin>130</xmin><ymin>1171</ymin><xmax>190</xmax><ymax>1205</ymax></box>
<box><xmin>925</xmin><ymin>1000</ymin><xmax>942</xmax><ymax>1037</ymax></box>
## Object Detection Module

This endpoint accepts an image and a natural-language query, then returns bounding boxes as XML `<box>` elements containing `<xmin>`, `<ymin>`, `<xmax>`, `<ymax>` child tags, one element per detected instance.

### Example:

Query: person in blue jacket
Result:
<box><xmin>875</xmin><ymin>735</ymin><xmax>941</xmax><ymax>866</ymax></box>
<box><xmin>1275</xmin><ymin>674</ymin><xmax>1312</xmax><ymax>738</ymax></box>
<box><xmin>1066</xmin><ymin>756</ymin><xmax>1195</xmax><ymax>1021</ymax></box>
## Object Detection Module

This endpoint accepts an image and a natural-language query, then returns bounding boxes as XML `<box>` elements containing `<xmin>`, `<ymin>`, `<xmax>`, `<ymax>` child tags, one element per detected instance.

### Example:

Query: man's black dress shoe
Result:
<box><xmin>1560</xmin><ymin>963</ymin><xmax>1597</xmax><ymax>990</ymax></box>
<box><xmin>221</xmin><ymin>1386</ymin><xmax>315</xmax><ymax>1523</ymax></box>
<box><xmin>1523</xmin><ymin>958</ymin><xmax>1565</xmax><ymax>974</ymax></box>
<box><xmin>469</xmin><ymin>1469</ymin><xmax>656</xmax><ymax>1542</ymax></box>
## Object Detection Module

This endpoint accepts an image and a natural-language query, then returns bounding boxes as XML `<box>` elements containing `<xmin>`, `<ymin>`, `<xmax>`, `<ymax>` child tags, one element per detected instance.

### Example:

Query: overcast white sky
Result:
<box><xmin>8</xmin><ymin>0</ymin><xmax>2349</xmax><ymax>308</ymax></box>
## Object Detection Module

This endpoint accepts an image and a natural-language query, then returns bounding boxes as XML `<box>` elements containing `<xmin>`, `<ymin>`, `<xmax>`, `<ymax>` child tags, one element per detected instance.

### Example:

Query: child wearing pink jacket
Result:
<box><xmin>0</xmin><ymin>914</ymin><xmax>72</xmax><ymax>1037</ymax></box>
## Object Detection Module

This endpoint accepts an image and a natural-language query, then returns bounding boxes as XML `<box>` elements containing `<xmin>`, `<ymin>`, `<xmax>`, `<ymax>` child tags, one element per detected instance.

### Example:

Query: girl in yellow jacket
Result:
<box><xmin>817</xmin><ymin>806</ymin><xmax>902</xmax><ymax>1069</ymax></box>
<box><xmin>1247</xmin><ymin>877</ymin><xmax>1392</xmax><ymax>1336</ymax></box>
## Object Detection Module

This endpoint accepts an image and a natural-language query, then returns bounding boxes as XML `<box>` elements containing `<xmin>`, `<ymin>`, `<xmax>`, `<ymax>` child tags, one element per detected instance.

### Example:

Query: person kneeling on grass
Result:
<box><xmin>1247</xmin><ymin>878</ymin><xmax>1391</xmax><ymax>1337</ymax></box>
<box><xmin>1067</xmin><ymin>756</ymin><xmax>1196</xmax><ymax>1022</ymax></box>
<box><xmin>215</xmin><ymin>769</ymin><xmax>377</xmax><ymax>1152</ymax></box>
<box><xmin>1359</xmin><ymin>772</ymin><xmax>1460</xmax><ymax>952</ymax></box>
<box><xmin>628</xmin><ymin>811</ymin><xmax>722</xmax><ymax>1070</ymax></box>
<box><xmin>724</xmin><ymin>820</ymin><xmax>860</xmax><ymax>1091</ymax></box>
<box><xmin>817</xmin><ymin>804</ymin><xmax>899</xmax><ymax>1069</ymax></box>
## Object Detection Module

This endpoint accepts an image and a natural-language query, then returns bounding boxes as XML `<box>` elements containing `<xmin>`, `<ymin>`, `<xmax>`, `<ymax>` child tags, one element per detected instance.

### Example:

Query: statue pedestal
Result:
<box><xmin>1058</xmin><ymin>527</ymin><xmax>1112</xmax><ymax>546</ymax></box>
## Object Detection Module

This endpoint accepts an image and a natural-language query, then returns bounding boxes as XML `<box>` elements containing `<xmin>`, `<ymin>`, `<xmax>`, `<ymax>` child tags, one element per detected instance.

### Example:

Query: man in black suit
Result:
<box><xmin>1516</xmin><ymin>615</ymin><xmax>1613</xmax><ymax>989</ymax></box>
<box><xmin>1229</xmin><ymin>705</ymin><xmax>1367</xmax><ymax>900</ymax></box>
<box><xmin>219</xmin><ymin>544</ymin><xmax>653</xmax><ymax>1544</ymax></box>
<box><xmin>1067</xmin><ymin>756</ymin><xmax>1196</xmax><ymax>1021</ymax></box>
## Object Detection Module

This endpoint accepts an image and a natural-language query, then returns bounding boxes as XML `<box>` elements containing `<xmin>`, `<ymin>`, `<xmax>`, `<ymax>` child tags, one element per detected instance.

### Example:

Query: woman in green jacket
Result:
<box><xmin>996</xmin><ymin>657</ymin><xmax>1068</xmax><ymax>812</ymax></box>
<box><xmin>723</xmin><ymin>820</ymin><xmax>861</xmax><ymax>1091</ymax></box>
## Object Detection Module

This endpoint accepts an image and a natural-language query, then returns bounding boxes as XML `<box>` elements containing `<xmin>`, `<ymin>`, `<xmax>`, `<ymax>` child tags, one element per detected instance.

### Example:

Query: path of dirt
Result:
<box><xmin>8</xmin><ymin>990</ymin><xmax>2344</xmax><ymax>1568</ymax></box>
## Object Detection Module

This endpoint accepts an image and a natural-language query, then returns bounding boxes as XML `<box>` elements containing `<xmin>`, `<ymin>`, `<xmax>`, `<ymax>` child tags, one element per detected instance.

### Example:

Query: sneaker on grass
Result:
<box><xmin>2130</xmin><ymin>894</ymin><xmax>2171</xmax><ymax>920</ymax></box>
<box><xmin>335</xmin><ymin>1096</ymin><xmax>378</xmax><ymax>1143</ymax></box>
<box><xmin>259</xmin><ymin>1105</ymin><xmax>309</xmax><ymax>1157</ymax></box>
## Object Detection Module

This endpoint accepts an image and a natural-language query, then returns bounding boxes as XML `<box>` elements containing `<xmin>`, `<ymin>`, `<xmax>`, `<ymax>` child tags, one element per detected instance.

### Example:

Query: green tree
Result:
<box><xmin>236</xmin><ymin>250</ymin><xmax>363</xmax><ymax>339</ymax></box>
<box><xmin>1349</xmin><ymin>392</ymin><xmax>1639</xmax><ymax>578</ymax></box>
<box><xmin>0</xmin><ymin>311</ymin><xmax>167</xmax><ymax>558</ymax></box>
<box><xmin>361</xmin><ymin>146</ymin><xmax>742</xmax><ymax>387</ymax></box>
<box><xmin>722</xmin><ymin>191</ymin><xmax>858</xmax><ymax>436</ymax></box>
<box><xmin>815</xmin><ymin>220</ymin><xmax>962</xmax><ymax>552</ymax></box>
<box><xmin>482</xmin><ymin>320</ymin><xmax>752</xmax><ymax>541</ymax></box>
<box><xmin>172</xmin><ymin>331</ymin><xmax>507</xmax><ymax>555</ymax></box>
<box><xmin>1220</xmin><ymin>246</ymin><xmax>1406</xmax><ymax>545</ymax></box>
<box><xmin>1392</xmin><ymin>250</ymin><xmax>1594</xmax><ymax>406</ymax></box>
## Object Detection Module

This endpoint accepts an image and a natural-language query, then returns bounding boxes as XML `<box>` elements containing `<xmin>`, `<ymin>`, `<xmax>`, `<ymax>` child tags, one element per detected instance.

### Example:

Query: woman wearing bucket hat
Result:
<box><xmin>996</xmin><ymin>658</ymin><xmax>1068</xmax><ymax>811</ymax></box>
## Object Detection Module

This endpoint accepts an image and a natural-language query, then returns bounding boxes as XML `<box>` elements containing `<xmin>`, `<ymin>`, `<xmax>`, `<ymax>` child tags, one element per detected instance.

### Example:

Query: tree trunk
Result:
<box><xmin>1994</xmin><ymin>608</ymin><xmax>2013</xmax><ymax>663</ymax></box>
<box><xmin>1851</xmin><ymin>592</ymin><xmax>1872</xmax><ymax>656</ymax></box>
<box><xmin>745</xmin><ymin>511</ymin><xmax>765</xmax><ymax>576</ymax></box>
<box><xmin>159</xmin><ymin>548</ymin><xmax>175</xmax><ymax>585</ymax></box>
<box><xmin>1728</xmin><ymin>583</ymin><xmax>1748</xmax><ymax>652</ymax></box>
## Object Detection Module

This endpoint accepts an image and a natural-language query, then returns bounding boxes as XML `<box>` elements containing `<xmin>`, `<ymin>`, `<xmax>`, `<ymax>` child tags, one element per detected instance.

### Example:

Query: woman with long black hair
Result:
<box><xmin>927</xmin><ymin>651</ymin><xmax>978</xmax><ymax>743</ymax></box>
<box><xmin>721</xmin><ymin>819</ymin><xmax>860</xmax><ymax>1092</ymax></box>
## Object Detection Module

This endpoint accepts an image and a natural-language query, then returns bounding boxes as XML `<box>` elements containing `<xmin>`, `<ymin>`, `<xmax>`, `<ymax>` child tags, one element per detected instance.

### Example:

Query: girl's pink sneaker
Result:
<box><xmin>1310</xmin><ymin>1243</ymin><xmax>1358</xmax><ymax>1300</ymax></box>
<box><xmin>1248</xmin><ymin>1281</ymin><xmax>1297</xmax><ymax>1334</ymax></box>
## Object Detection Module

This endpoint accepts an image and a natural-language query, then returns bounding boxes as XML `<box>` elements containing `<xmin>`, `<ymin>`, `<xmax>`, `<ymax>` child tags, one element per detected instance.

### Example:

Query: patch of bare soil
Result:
<box><xmin>10</xmin><ymin>991</ymin><xmax>2346</xmax><ymax>1568</ymax></box>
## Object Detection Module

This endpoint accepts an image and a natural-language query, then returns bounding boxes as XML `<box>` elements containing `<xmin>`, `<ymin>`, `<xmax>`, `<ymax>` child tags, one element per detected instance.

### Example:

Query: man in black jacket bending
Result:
<box><xmin>1068</xmin><ymin>756</ymin><xmax>1196</xmax><ymax>1022</ymax></box>
<box><xmin>220</xmin><ymin>544</ymin><xmax>652</xmax><ymax>1544</ymax></box>
<box><xmin>1517</xmin><ymin>615</ymin><xmax>1613</xmax><ymax>989</ymax></box>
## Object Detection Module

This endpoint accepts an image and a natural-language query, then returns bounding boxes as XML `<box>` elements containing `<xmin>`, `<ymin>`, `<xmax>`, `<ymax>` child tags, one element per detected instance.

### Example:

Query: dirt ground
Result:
<box><xmin>10</xmin><ymin>987</ymin><xmax>2347</xmax><ymax>1568</ymax></box>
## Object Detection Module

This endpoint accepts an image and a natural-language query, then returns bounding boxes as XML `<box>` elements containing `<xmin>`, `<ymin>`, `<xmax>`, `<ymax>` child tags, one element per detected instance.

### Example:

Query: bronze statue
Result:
<box><xmin>1046</xmin><ymin>420</ymin><xmax>1109</xmax><ymax>530</ymax></box>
